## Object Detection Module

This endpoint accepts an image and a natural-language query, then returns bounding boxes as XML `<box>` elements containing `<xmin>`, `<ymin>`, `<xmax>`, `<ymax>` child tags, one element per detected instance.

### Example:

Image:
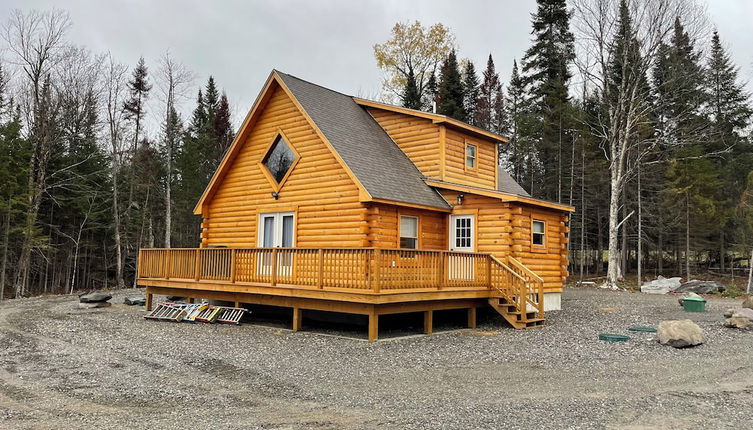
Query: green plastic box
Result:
<box><xmin>682</xmin><ymin>296</ymin><xmax>707</xmax><ymax>312</ymax></box>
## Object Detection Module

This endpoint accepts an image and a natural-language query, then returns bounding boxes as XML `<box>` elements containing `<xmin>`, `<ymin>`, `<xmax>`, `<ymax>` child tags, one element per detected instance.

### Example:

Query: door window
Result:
<box><xmin>450</xmin><ymin>214</ymin><xmax>474</xmax><ymax>252</ymax></box>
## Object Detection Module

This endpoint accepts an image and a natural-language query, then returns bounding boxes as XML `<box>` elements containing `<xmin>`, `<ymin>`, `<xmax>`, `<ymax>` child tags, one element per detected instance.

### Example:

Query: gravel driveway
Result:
<box><xmin>0</xmin><ymin>287</ymin><xmax>751</xmax><ymax>429</ymax></box>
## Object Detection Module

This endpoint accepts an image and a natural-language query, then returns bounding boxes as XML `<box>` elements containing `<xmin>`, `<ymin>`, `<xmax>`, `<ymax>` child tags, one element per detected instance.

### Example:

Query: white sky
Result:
<box><xmin>1</xmin><ymin>0</ymin><xmax>751</xmax><ymax>136</ymax></box>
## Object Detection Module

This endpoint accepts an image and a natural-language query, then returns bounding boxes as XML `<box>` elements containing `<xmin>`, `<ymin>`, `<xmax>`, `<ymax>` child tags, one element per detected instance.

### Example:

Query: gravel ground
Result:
<box><xmin>0</xmin><ymin>287</ymin><xmax>752</xmax><ymax>429</ymax></box>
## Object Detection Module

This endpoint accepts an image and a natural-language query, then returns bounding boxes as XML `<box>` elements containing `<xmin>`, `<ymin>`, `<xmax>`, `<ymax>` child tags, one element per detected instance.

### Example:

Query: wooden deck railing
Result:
<box><xmin>137</xmin><ymin>247</ymin><xmax>543</xmax><ymax>319</ymax></box>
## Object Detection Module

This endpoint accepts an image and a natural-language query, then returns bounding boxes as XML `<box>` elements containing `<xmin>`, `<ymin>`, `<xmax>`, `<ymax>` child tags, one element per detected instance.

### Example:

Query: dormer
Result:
<box><xmin>355</xmin><ymin>99</ymin><xmax>506</xmax><ymax>190</ymax></box>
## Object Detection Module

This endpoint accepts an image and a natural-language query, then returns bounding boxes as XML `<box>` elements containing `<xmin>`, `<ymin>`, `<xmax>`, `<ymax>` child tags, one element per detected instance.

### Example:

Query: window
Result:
<box><xmin>465</xmin><ymin>144</ymin><xmax>477</xmax><ymax>169</ymax></box>
<box><xmin>262</xmin><ymin>135</ymin><xmax>297</xmax><ymax>184</ymax></box>
<box><xmin>532</xmin><ymin>220</ymin><xmax>545</xmax><ymax>246</ymax></box>
<box><xmin>399</xmin><ymin>216</ymin><xmax>418</xmax><ymax>249</ymax></box>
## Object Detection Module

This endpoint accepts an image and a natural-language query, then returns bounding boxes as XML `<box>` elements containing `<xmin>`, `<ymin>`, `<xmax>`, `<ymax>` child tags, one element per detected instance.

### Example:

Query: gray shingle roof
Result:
<box><xmin>497</xmin><ymin>166</ymin><xmax>530</xmax><ymax>196</ymax></box>
<box><xmin>276</xmin><ymin>71</ymin><xmax>451</xmax><ymax>210</ymax></box>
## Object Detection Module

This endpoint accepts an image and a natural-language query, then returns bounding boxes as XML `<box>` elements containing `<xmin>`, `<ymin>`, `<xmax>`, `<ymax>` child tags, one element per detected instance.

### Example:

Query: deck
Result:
<box><xmin>137</xmin><ymin>247</ymin><xmax>545</xmax><ymax>340</ymax></box>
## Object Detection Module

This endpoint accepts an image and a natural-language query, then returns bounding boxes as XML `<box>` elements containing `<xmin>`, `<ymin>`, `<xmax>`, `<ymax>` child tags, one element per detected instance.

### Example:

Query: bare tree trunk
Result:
<box><xmin>685</xmin><ymin>192</ymin><xmax>690</xmax><ymax>280</ymax></box>
<box><xmin>607</xmin><ymin>167</ymin><xmax>622</xmax><ymax>284</ymax></box>
<box><xmin>637</xmin><ymin>164</ymin><xmax>642</xmax><ymax>288</ymax></box>
<box><xmin>0</xmin><ymin>203</ymin><xmax>9</xmax><ymax>301</ymax></box>
<box><xmin>747</xmin><ymin>248</ymin><xmax>752</xmax><ymax>295</ymax></box>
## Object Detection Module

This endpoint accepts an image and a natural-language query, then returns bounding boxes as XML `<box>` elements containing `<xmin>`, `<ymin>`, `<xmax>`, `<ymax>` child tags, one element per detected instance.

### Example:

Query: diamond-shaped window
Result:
<box><xmin>260</xmin><ymin>132</ymin><xmax>299</xmax><ymax>191</ymax></box>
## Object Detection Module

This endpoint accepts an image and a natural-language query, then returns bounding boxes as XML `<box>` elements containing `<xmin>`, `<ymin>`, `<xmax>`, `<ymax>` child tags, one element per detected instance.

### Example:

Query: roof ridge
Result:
<box><xmin>274</xmin><ymin>70</ymin><xmax>355</xmax><ymax>99</ymax></box>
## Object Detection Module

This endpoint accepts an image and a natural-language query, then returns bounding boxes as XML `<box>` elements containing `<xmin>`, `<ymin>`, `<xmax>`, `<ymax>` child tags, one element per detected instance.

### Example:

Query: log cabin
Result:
<box><xmin>137</xmin><ymin>70</ymin><xmax>574</xmax><ymax>340</ymax></box>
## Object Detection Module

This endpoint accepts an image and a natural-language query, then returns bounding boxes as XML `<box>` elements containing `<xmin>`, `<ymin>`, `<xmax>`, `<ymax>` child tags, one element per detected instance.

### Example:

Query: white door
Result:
<box><xmin>449</xmin><ymin>214</ymin><xmax>475</xmax><ymax>280</ymax></box>
<box><xmin>258</xmin><ymin>212</ymin><xmax>295</xmax><ymax>277</ymax></box>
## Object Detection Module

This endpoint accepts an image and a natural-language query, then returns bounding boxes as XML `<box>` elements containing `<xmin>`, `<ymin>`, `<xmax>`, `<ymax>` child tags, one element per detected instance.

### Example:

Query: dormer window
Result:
<box><xmin>465</xmin><ymin>143</ymin><xmax>477</xmax><ymax>169</ymax></box>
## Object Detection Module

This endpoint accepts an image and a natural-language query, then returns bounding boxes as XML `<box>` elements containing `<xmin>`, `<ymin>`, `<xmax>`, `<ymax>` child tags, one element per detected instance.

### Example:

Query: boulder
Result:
<box><xmin>724</xmin><ymin>316</ymin><xmax>752</xmax><ymax>330</ymax></box>
<box><xmin>732</xmin><ymin>308</ymin><xmax>753</xmax><ymax>321</ymax></box>
<box><xmin>674</xmin><ymin>280</ymin><xmax>725</xmax><ymax>294</ymax></box>
<box><xmin>78</xmin><ymin>301</ymin><xmax>112</xmax><ymax>309</ymax></box>
<box><xmin>742</xmin><ymin>296</ymin><xmax>753</xmax><ymax>310</ymax></box>
<box><xmin>640</xmin><ymin>277</ymin><xmax>682</xmax><ymax>294</ymax></box>
<box><xmin>78</xmin><ymin>291</ymin><xmax>112</xmax><ymax>303</ymax></box>
<box><xmin>723</xmin><ymin>308</ymin><xmax>735</xmax><ymax>318</ymax></box>
<box><xmin>657</xmin><ymin>319</ymin><xmax>705</xmax><ymax>348</ymax></box>
<box><xmin>124</xmin><ymin>296</ymin><xmax>146</xmax><ymax>306</ymax></box>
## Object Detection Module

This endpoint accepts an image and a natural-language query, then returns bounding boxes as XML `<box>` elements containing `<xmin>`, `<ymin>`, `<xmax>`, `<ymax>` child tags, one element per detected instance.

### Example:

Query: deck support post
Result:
<box><xmin>423</xmin><ymin>310</ymin><xmax>433</xmax><ymax>335</ymax></box>
<box><xmin>187</xmin><ymin>297</ymin><xmax>194</xmax><ymax>304</ymax></box>
<box><xmin>292</xmin><ymin>307</ymin><xmax>303</xmax><ymax>332</ymax></box>
<box><xmin>368</xmin><ymin>308</ymin><xmax>378</xmax><ymax>342</ymax></box>
<box><xmin>467</xmin><ymin>307</ymin><xmax>477</xmax><ymax>329</ymax></box>
<box><xmin>234</xmin><ymin>301</ymin><xmax>240</xmax><ymax>309</ymax></box>
<box><xmin>145</xmin><ymin>289</ymin><xmax>153</xmax><ymax>311</ymax></box>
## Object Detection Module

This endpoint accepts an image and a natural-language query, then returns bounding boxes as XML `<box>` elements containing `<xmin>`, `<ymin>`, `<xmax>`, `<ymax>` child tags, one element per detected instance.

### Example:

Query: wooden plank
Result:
<box><xmin>368</xmin><ymin>310</ymin><xmax>378</xmax><ymax>342</ymax></box>
<box><xmin>467</xmin><ymin>307</ymin><xmax>477</xmax><ymax>328</ymax></box>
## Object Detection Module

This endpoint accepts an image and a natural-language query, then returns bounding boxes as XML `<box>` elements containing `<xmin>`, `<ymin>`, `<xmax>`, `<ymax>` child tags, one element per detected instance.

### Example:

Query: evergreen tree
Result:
<box><xmin>461</xmin><ymin>60</ymin><xmax>480</xmax><ymax>125</ymax></box>
<box><xmin>214</xmin><ymin>92</ymin><xmax>234</xmax><ymax>156</ymax></box>
<box><xmin>477</xmin><ymin>54</ymin><xmax>501</xmax><ymax>131</ymax></box>
<box><xmin>521</xmin><ymin>0</ymin><xmax>575</xmax><ymax>201</ymax></box>
<box><xmin>424</xmin><ymin>72</ymin><xmax>438</xmax><ymax>112</ymax></box>
<box><xmin>400</xmin><ymin>68</ymin><xmax>423</xmax><ymax>110</ymax></box>
<box><xmin>436</xmin><ymin>50</ymin><xmax>466</xmax><ymax>121</ymax></box>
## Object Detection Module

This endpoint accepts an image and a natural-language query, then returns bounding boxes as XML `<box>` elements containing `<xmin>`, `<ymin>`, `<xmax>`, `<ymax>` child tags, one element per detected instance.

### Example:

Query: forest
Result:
<box><xmin>1</xmin><ymin>0</ymin><xmax>752</xmax><ymax>300</ymax></box>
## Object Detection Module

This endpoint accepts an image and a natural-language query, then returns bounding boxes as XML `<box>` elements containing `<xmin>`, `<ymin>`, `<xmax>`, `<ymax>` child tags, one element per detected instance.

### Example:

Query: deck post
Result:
<box><xmin>230</xmin><ymin>249</ymin><xmax>237</xmax><ymax>283</ymax></box>
<box><xmin>372</xmin><ymin>249</ymin><xmax>381</xmax><ymax>293</ymax></box>
<box><xmin>317</xmin><ymin>249</ymin><xmax>324</xmax><ymax>289</ymax></box>
<box><xmin>187</xmin><ymin>297</ymin><xmax>194</xmax><ymax>304</ymax></box>
<box><xmin>234</xmin><ymin>301</ymin><xmax>241</xmax><ymax>309</ymax></box>
<box><xmin>467</xmin><ymin>307</ymin><xmax>477</xmax><ymax>328</ymax></box>
<box><xmin>438</xmin><ymin>251</ymin><xmax>446</xmax><ymax>289</ymax></box>
<box><xmin>486</xmin><ymin>256</ymin><xmax>492</xmax><ymax>288</ymax></box>
<box><xmin>137</xmin><ymin>249</ymin><xmax>143</xmax><ymax>278</ymax></box>
<box><xmin>164</xmin><ymin>250</ymin><xmax>171</xmax><ymax>280</ymax></box>
<box><xmin>145</xmin><ymin>289</ymin><xmax>153</xmax><ymax>311</ymax></box>
<box><xmin>423</xmin><ymin>310</ymin><xmax>433</xmax><ymax>335</ymax></box>
<box><xmin>292</xmin><ymin>307</ymin><xmax>303</xmax><ymax>331</ymax></box>
<box><xmin>271</xmin><ymin>248</ymin><xmax>278</xmax><ymax>286</ymax></box>
<box><xmin>368</xmin><ymin>308</ymin><xmax>379</xmax><ymax>342</ymax></box>
<box><xmin>194</xmin><ymin>249</ymin><xmax>201</xmax><ymax>281</ymax></box>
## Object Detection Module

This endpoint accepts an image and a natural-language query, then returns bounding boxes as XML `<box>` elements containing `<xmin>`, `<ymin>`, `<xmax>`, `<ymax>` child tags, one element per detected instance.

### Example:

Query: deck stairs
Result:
<box><xmin>487</xmin><ymin>256</ymin><xmax>546</xmax><ymax>329</ymax></box>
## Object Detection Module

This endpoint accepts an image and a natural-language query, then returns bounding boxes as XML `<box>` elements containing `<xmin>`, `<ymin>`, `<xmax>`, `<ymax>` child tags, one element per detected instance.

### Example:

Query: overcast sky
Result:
<box><xmin>2</xmin><ymin>0</ymin><xmax>752</xmax><ymax>135</ymax></box>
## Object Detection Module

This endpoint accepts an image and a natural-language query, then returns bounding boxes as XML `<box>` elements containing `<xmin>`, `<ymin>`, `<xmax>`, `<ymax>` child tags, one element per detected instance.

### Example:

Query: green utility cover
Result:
<box><xmin>682</xmin><ymin>297</ymin><xmax>707</xmax><ymax>312</ymax></box>
<box><xmin>628</xmin><ymin>326</ymin><xmax>657</xmax><ymax>333</ymax></box>
<box><xmin>599</xmin><ymin>333</ymin><xmax>630</xmax><ymax>342</ymax></box>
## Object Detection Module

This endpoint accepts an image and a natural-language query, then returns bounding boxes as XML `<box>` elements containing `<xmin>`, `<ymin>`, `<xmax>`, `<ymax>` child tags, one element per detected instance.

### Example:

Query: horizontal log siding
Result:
<box><xmin>366</xmin><ymin>204</ymin><xmax>446</xmax><ymax>250</ymax></box>
<box><xmin>438</xmin><ymin>190</ymin><xmax>566</xmax><ymax>293</ymax></box>
<box><xmin>204</xmin><ymin>85</ymin><xmax>368</xmax><ymax>248</ymax></box>
<box><xmin>443</xmin><ymin>128</ymin><xmax>497</xmax><ymax>189</ymax></box>
<box><xmin>509</xmin><ymin>204</ymin><xmax>569</xmax><ymax>292</ymax></box>
<box><xmin>366</xmin><ymin>108</ymin><xmax>441</xmax><ymax>178</ymax></box>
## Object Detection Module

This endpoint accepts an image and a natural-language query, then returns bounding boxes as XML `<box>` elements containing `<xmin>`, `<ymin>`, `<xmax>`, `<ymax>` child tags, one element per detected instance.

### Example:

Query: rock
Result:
<box><xmin>657</xmin><ymin>320</ymin><xmax>705</xmax><ymax>348</ymax></box>
<box><xmin>674</xmin><ymin>280</ymin><xmax>725</xmax><ymax>294</ymax></box>
<box><xmin>724</xmin><ymin>316</ymin><xmax>752</xmax><ymax>330</ymax></box>
<box><xmin>78</xmin><ymin>301</ymin><xmax>112</xmax><ymax>309</ymax></box>
<box><xmin>166</xmin><ymin>296</ymin><xmax>185</xmax><ymax>302</ymax></box>
<box><xmin>640</xmin><ymin>277</ymin><xmax>682</xmax><ymax>294</ymax></box>
<box><xmin>723</xmin><ymin>308</ymin><xmax>735</xmax><ymax>318</ymax></box>
<box><xmin>732</xmin><ymin>308</ymin><xmax>753</xmax><ymax>321</ymax></box>
<box><xmin>742</xmin><ymin>296</ymin><xmax>753</xmax><ymax>310</ymax></box>
<box><xmin>78</xmin><ymin>291</ymin><xmax>112</xmax><ymax>303</ymax></box>
<box><xmin>678</xmin><ymin>292</ymin><xmax>701</xmax><ymax>306</ymax></box>
<box><xmin>124</xmin><ymin>296</ymin><xmax>146</xmax><ymax>306</ymax></box>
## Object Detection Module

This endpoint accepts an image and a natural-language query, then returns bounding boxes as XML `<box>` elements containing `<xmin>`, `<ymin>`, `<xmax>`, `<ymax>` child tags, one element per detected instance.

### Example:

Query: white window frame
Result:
<box><xmin>258</xmin><ymin>211</ymin><xmax>296</xmax><ymax>248</ymax></box>
<box><xmin>465</xmin><ymin>142</ymin><xmax>477</xmax><ymax>170</ymax></box>
<box><xmin>449</xmin><ymin>214</ymin><xmax>475</xmax><ymax>252</ymax></box>
<box><xmin>532</xmin><ymin>219</ymin><xmax>546</xmax><ymax>248</ymax></box>
<box><xmin>399</xmin><ymin>215</ymin><xmax>419</xmax><ymax>249</ymax></box>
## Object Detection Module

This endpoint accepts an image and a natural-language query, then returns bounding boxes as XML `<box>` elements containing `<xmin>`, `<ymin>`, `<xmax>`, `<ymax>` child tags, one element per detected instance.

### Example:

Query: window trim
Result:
<box><xmin>531</xmin><ymin>218</ymin><xmax>546</xmax><ymax>250</ymax></box>
<box><xmin>257</xmin><ymin>211</ymin><xmax>297</xmax><ymax>248</ymax></box>
<box><xmin>398</xmin><ymin>215</ymin><xmax>419</xmax><ymax>250</ymax></box>
<box><xmin>258</xmin><ymin>128</ymin><xmax>300</xmax><ymax>193</ymax></box>
<box><xmin>464</xmin><ymin>140</ymin><xmax>478</xmax><ymax>172</ymax></box>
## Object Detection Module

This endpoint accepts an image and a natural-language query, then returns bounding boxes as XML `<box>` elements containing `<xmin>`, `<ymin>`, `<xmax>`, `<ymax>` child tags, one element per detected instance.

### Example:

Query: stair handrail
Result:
<box><xmin>507</xmin><ymin>256</ymin><xmax>545</xmax><ymax>316</ymax></box>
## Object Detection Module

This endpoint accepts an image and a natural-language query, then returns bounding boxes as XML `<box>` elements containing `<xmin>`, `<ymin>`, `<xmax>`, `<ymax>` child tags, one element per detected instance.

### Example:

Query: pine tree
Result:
<box><xmin>436</xmin><ymin>50</ymin><xmax>466</xmax><ymax>121</ymax></box>
<box><xmin>400</xmin><ymin>68</ymin><xmax>422</xmax><ymax>110</ymax></box>
<box><xmin>521</xmin><ymin>0</ymin><xmax>575</xmax><ymax>201</ymax></box>
<box><xmin>424</xmin><ymin>72</ymin><xmax>438</xmax><ymax>112</ymax></box>
<box><xmin>477</xmin><ymin>55</ymin><xmax>501</xmax><ymax>131</ymax></box>
<box><xmin>461</xmin><ymin>60</ymin><xmax>480</xmax><ymax>125</ymax></box>
<box><xmin>214</xmin><ymin>92</ymin><xmax>233</xmax><ymax>156</ymax></box>
<box><xmin>504</xmin><ymin>59</ymin><xmax>530</xmax><ymax>184</ymax></box>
